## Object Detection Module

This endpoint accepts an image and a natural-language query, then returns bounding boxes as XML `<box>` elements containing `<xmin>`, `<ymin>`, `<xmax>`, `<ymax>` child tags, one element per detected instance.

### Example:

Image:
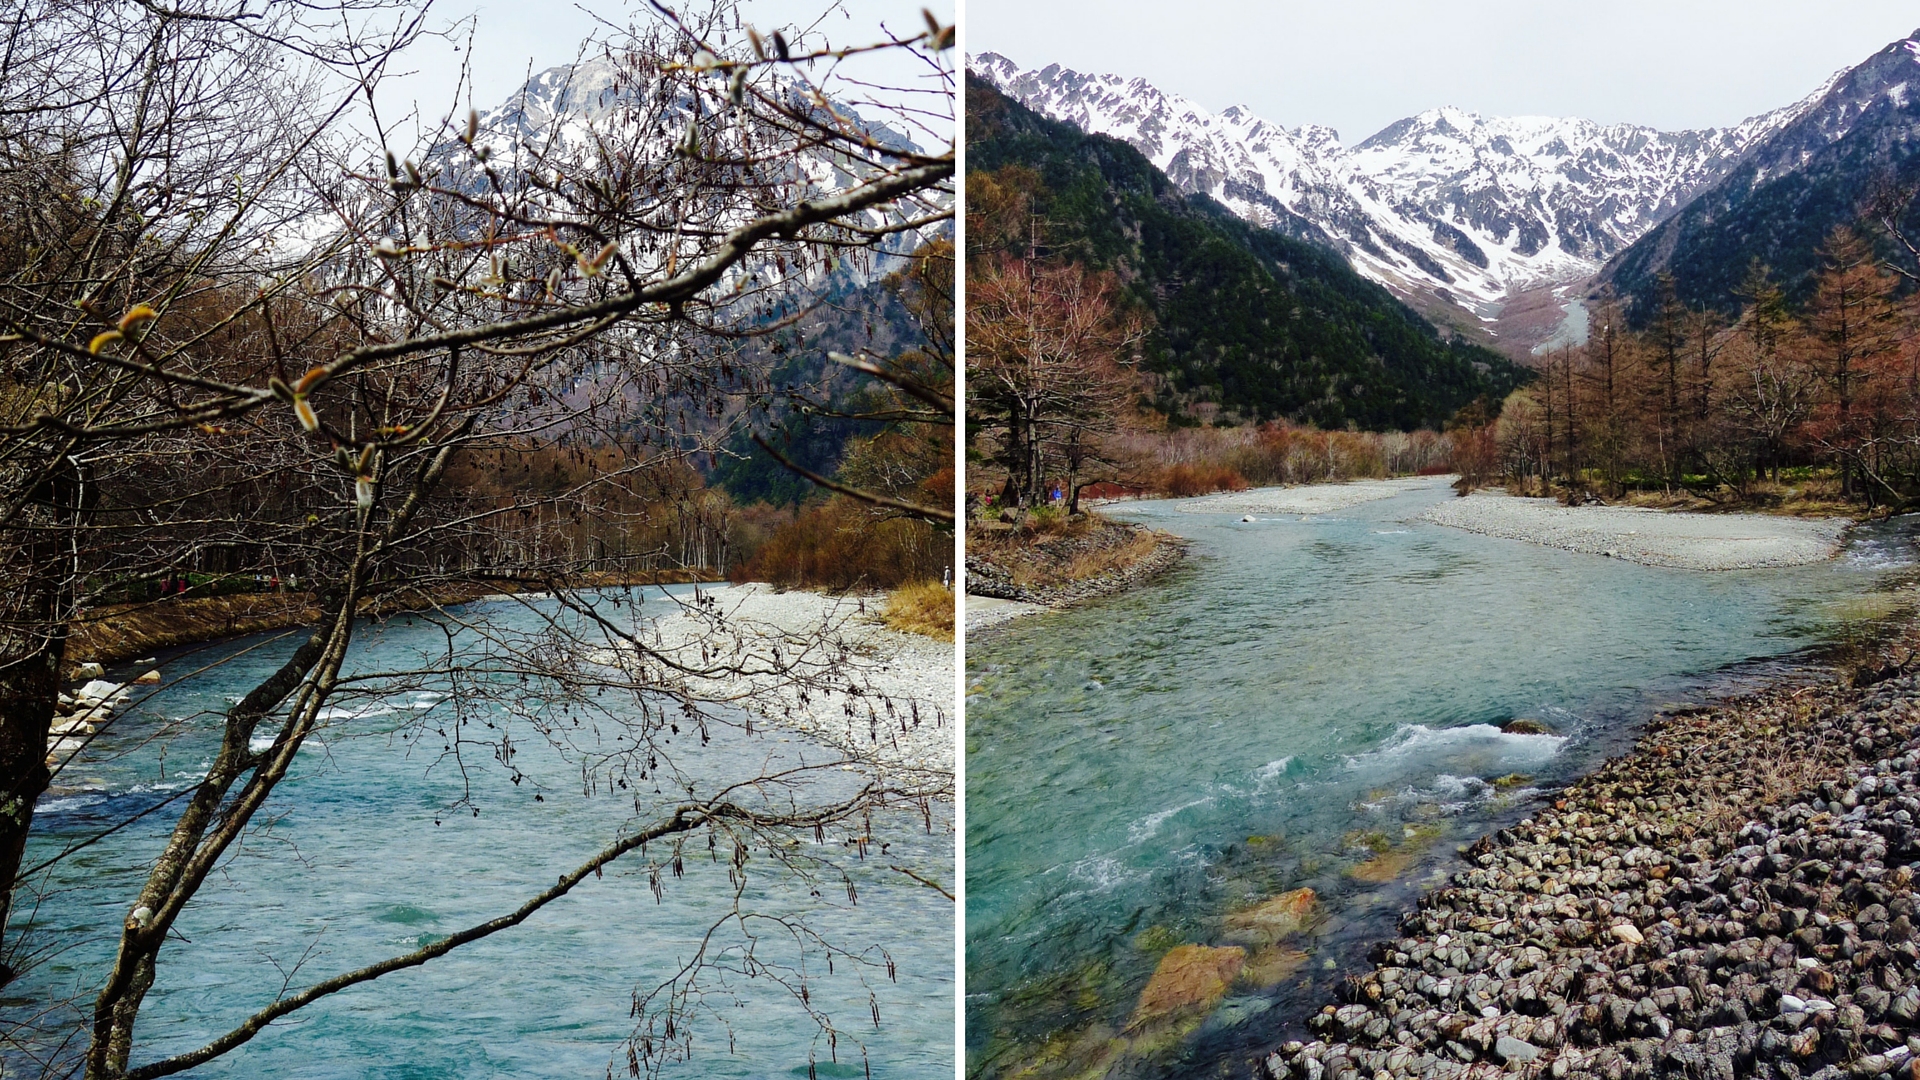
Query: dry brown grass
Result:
<box><xmin>1723</xmin><ymin>477</ymin><xmax>1858</xmax><ymax>517</ymax></box>
<box><xmin>1061</xmin><ymin>531</ymin><xmax>1160</xmax><ymax>581</ymax></box>
<box><xmin>1015</xmin><ymin>506</ymin><xmax>1097</xmax><ymax>539</ymax></box>
<box><xmin>1685</xmin><ymin>703</ymin><xmax>1857</xmax><ymax>840</ymax></box>
<box><xmin>968</xmin><ymin>515</ymin><xmax>1170</xmax><ymax>588</ymax></box>
<box><xmin>1503</xmin><ymin>472</ymin><xmax>1860</xmax><ymax>519</ymax></box>
<box><xmin>1614</xmin><ymin>477</ymin><xmax>1855</xmax><ymax>517</ymax></box>
<box><xmin>1613</xmin><ymin>488</ymin><xmax>1721</xmax><ymax>511</ymax></box>
<box><xmin>881</xmin><ymin>581</ymin><xmax>955</xmax><ymax>641</ymax></box>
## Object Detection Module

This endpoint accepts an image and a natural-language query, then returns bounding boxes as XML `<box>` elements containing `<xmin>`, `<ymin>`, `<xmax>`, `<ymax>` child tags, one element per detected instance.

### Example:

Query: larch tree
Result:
<box><xmin>1723</xmin><ymin>261</ymin><xmax>1810</xmax><ymax>484</ymax></box>
<box><xmin>1800</xmin><ymin>226</ymin><xmax>1902</xmax><ymax>501</ymax></box>
<box><xmin>1641</xmin><ymin>275</ymin><xmax>1691</xmax><ymax>489</ymax></box>
<box><xmin>964</xmin><ymin>256</ymin><xmax>1143</xmax><ymax>511</ymax></box>
<box><xmin>1577</xmin><ymin>295</ymin><xmax>1634</xmax><ymax>496</ymax></box>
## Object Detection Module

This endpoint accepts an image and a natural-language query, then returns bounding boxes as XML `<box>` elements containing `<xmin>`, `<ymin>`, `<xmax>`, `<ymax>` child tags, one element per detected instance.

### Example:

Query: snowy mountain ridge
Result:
<box><xmin>969</xmin><ymin>51</ymin><xmax>1833</xmax><ymax>324</ymax></box>
<box><xmin>1601</xmin><ymin>30</ymin><xmax>1920</xmax><ymax>317</ymax></box>
<box><xmin>475</xmin><ymin>59</ymin><xmax>922</xmax><ymax>158</ymax></box>
<box><xmin>431</xmin><ymin>60</ymin><xmax>937</xmax><ymax>292</ymax></box>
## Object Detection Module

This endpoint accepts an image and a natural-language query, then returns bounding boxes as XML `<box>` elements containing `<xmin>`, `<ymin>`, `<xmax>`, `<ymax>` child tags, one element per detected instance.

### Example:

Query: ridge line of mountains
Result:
<box><xmin>967</xmin><ymin>73</ymin><xmax>1527</xmax><ymax>432</ymax></box>
<box><xmin>452</xmin><ymin>58</ymin><xmax>948</xmax><ymax>501</ymax></box>
<box><xmin>971</xmin><ymin>31</ymin><xmax>1920</xmax><ymax>357</ymax></box>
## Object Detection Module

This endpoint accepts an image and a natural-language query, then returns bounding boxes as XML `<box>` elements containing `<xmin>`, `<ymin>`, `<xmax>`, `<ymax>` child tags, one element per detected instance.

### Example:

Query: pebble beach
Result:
<box><xmin>1421</xmin><ymin>491</ymin><xmax>1850</xmax><ymax>571</ymax></box>
<box><xmin>632</xmin><ymin>584</ymin><xmax>954</xmax><ymax>778</ymax></box>
<box><xmin>1266</xmin><ymin>645</ymin><xmax>1920</xmax><ymax>1080</ymax></box>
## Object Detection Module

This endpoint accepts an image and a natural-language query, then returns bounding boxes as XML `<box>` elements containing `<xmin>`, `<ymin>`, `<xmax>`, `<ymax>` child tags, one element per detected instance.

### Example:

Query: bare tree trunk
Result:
<box><xmin>1024</xmin><ymin>403</ymin><xmax>1042</xmax><ymax>508</ymax></box>
<box><xmin>86</xmin><ymin>581</ymin><xmax>354</xmax><ymax>1077</ymax></box>
<box><xmin>0</xmin><ymin>459</ymin><xmax>79</xmax><ymax>978</ymax></box>
<box><xmin>0</xmin><ymin>623</ymin><xmax>62</xmax><ymax>984</ymax></box>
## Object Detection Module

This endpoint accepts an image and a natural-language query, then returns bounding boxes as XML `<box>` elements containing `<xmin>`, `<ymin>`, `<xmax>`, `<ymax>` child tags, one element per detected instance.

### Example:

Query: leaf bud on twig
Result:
<box><xmin>116</xmin><ymin>304</ymin><xmax>158</xmax><ymax>333</ymax></box>
<box><xmin>294</xmin><ymin>366</ymin><xmax>327</xmax><ymax>395</ymax></box>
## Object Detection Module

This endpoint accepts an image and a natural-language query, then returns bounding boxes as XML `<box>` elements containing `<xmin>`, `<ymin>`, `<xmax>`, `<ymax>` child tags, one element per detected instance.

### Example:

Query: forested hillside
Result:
<box><xmin>1604</xmin><ymin>29</ymin><xmax>1920</xmax><ymax>319</ymax></box>
<box><xmin>967</xmin><ymin>75</ymin><xmax>1525</xmax><ymax>432</ymax></box>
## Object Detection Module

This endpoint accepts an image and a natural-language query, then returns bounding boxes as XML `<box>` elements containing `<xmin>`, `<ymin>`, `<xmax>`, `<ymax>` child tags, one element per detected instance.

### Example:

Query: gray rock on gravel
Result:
<box><xmin>1493</xmin><ymin>1036</ymin><xmax>1540</xmax><ymax>1063</ymax></box>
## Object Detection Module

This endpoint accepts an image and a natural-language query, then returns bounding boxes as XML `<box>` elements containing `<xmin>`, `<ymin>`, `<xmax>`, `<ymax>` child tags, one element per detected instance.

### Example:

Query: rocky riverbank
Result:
<box><xmin>965</xmin><ymin>517</ymin><xmax>1187</xmax><ymax>611</ymax></box>
<box><xmin>1265</xmin><ymin>643</ymin><xmax>1920</xmax><ymax>1080</ymax></box>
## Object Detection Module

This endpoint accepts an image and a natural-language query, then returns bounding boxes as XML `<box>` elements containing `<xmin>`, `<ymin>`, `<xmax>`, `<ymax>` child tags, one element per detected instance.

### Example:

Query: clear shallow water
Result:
<box><xmin>7</xmin><ymin>585</ymin><xmax>952</xmax><ymax>1079</ymax></box>
<box><xmin>965</xmin><ymin>480</ymin><xmax>1918</xmax><ymax>1080</ymax></box>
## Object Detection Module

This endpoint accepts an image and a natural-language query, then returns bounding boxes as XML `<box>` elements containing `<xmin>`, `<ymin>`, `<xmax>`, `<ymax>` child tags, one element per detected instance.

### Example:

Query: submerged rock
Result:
<box><xmin>1207</xmin><ymin>995</ymin><xmax>1276</xmax><ymax>1029</ymax></box>
<box><xmin>1348</xmin><ymin>849</ymin><xmax>1419</xmax><ymax>884</ymax></box>
<box><xmin>1243</xmin><ymin>945</ymin><xmax>1310</xmax><ymax>988</ymax></box>
<box><xmin>1128</xmin><ymin>944</ymin><xmax>1245</xmax><ymax>1032</ymax></box>
<box><xmin>1224</xmin><ymin>888</ymin><xmax>1317</xmax><ymax>946</ymax></box>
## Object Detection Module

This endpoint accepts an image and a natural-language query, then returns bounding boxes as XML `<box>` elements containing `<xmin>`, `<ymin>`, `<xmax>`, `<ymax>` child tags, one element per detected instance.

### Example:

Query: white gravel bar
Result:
<box><xmin>964</xmin><ymin>595</ymin><xmax>1048</xmax><ymax>632</ymax></box>
<box><xmin>1421</xmin><ymin>490</ymin><xmax>1850</xmax><ymax>570</ymax></box>
<box><xmin>623</xmin><ymin>584</ymin><xmax>953</xmax><ymax>777</ymax></box>
<box><xmin>1178</xmin><ymin>476</ymin><xmax>1440</xmax><ymax>516</ymax></box>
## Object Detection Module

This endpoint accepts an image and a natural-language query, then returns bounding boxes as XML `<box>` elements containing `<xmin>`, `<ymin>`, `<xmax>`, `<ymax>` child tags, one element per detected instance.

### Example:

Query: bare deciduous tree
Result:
<box><xmin>966</xmin><ymin>255</ymin><xmax>1143</xmax><ymax>511</ymax></box>
<box><xmin>0</xmin><ymin>0</ymin><xmax>954</xmax><ymax>1075</ymax></box>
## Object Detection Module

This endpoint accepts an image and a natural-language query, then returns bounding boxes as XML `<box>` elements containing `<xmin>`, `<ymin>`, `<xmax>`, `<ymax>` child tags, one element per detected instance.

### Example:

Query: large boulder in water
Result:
<box><xmin>1502</xmin><ymin>718</ymin><xmax>1553</xmax><ymax>735</ymax></box>
<box><xmin>1222</xmin><ymin>887</ymin><xmax>1316</xmax><ymax>946</ymax></box>
<box><xmin>1126</xmin><ymin>944</ymin><xmax>1245</xmax><ymax>1032</ymax></box>
<box><xmin>76</xmin><ymin>679</ymin><xmax>125</xmax><ymax>702</ymax></box>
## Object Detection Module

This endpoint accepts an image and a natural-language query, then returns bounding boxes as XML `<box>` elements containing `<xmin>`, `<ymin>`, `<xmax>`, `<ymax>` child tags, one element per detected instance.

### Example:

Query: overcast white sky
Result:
<box><xmin>967</xmin><ymin>1</ymin><xmax>1920</xmax><ymax>143</ymax></box>
<box><xmin>372</xmin><ymin>0</ymin><xmax>952</xmax><ymax>144</ymax></box>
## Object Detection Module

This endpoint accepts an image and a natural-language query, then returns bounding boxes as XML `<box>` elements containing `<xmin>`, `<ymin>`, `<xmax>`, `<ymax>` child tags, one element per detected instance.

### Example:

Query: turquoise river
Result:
<box><xmin>965</xmin><ymin>479</ymin><xmax>1920</xmax><ymax>1080</ymax></box>
<box><xmin>4</xmin><ymin>584</ymin><xmax>953</xmax><ymax>1080</ymax></box>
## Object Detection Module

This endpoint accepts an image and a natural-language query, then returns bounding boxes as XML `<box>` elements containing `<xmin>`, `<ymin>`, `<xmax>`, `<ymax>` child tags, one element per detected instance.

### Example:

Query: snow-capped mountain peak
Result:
<box><xmin>970</xmin><ymin>51</ymin><xmax>1826</xmax><ymax>324</ymax></box>
<box><xmin>418</xmin><ymin>59</ymin><xmax>941</xmax><ymax>299</ymax></box>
